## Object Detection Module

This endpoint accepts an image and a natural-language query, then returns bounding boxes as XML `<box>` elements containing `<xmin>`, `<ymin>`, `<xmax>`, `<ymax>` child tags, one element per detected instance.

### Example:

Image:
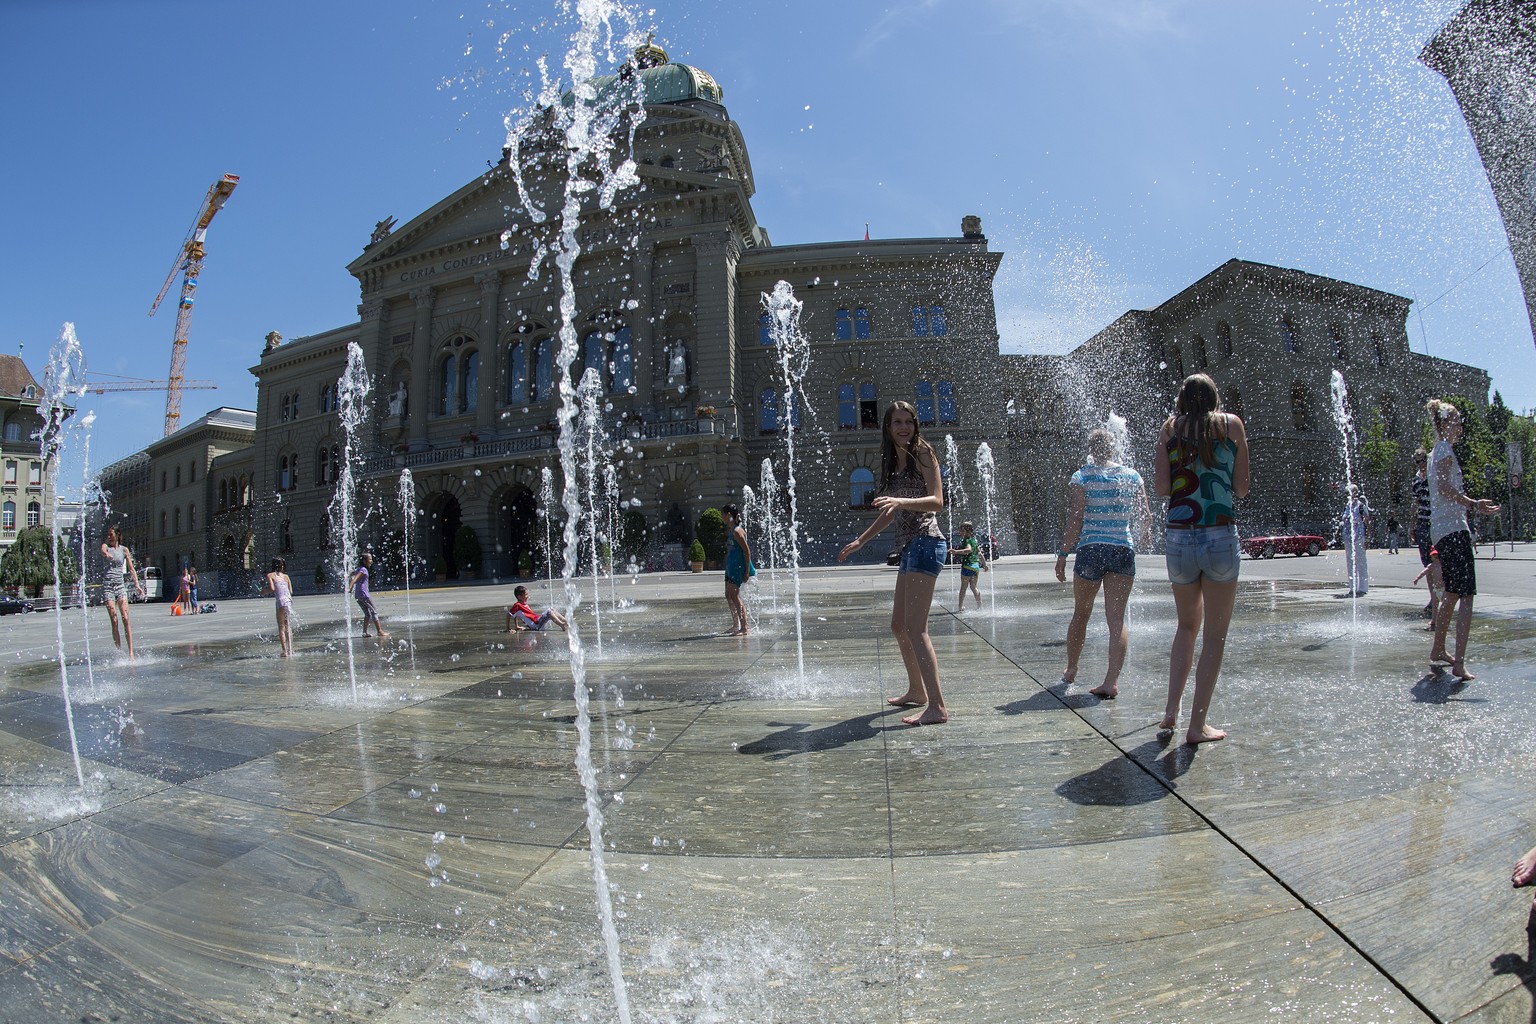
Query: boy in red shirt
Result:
<box><xmin>506</xmin><ymin>585</ymin><xmax>569</xmax><ymax>632</ymax></box>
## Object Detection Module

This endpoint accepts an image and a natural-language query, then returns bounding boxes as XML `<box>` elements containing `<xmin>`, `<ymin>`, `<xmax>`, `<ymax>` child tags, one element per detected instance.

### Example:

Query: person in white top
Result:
<box><xmin>99</xmin><ymin>525</ymin><xmax>145</xmax><ymax>658</ymax></box>
<box><xmin>1424</xmin><ymin>399</ymin><xmax>1500</xmax><ymax>681</ymax></box>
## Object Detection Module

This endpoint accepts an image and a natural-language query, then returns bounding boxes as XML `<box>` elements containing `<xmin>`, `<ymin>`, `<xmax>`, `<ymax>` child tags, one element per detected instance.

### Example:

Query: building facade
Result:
<box><xmin>1422</xmin><ymin>0</ymin><xmax>1536</xmax><ymax>350</ymax></box>
<box><xmin>0</xmin><ymin>355</ymin><xmax>53</xmax><ymax>553</ymax></box>
<box><xmin>1005</xmin><ymin>259</ymin><xmax>1491</xmax><ymax>552</ymax></box>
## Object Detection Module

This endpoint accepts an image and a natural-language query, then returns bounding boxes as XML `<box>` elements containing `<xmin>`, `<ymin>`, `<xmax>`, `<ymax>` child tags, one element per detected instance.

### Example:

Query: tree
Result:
<box><xmin>617</xmin><ymin>507</ymin><xmax>648</xmax><ymax>562</ymax></box>
<box><xmin>0</xmin><ymin>527</ymin><xmax>80</xmax><ymax>595</ymax></box>
<box><xmin>695</xmin><ymin>507</ymin><xmax>726</xmax><ymax>563</ymax></box>
<box><xmin>1360</xmin><ymin>414</ymin><xmax>1400</xmax><ymax>491</ymax></box>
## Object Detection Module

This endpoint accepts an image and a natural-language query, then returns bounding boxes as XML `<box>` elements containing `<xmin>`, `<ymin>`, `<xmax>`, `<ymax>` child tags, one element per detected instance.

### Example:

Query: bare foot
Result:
<box><xmin>887</xmin><ymin>694</ymin><xmax>925</xmax><ymax>708</ymax></box>
<box><xmin>1428</xmin><ymin>648</ymin><xmax>1450</xmax><ymax>665</ymax></box>
<box><xmin>1514</xmin><ymin>846</ymin><xmax>1536</xmax><ymax>888</ymax></box>
<box><xmin>902</xmin><ymin>709</ymin><xmax>949</xmax><ymax>726</ymax></box>
<box><xmin>1089</xmin><ymin>684</ymin><xmax>1118</xmax><ymax>699</ymax></box>
<box><xmin>1061</xmin><ymin>670</ymin><xmax>1076</xmax><ymax>685</ymax></box>
<box><xmin>1451</xmin><ymin>663</ymin><xmax>1476</xmax><ymax>682</ymax></box>
<box><xmin>1158</xmin><ymin>714</ymin><xmax>1177</xmax><ymax>732</ymax></box>
<box><xmin>377</xmin><ymin>631</ymin><xmax>391</xmax><ymax>639</ymax></box>
<box><xmin>1185</xmin><ymin>725</ymin><xmax>1227</xmax><ymax>745</ymax></box>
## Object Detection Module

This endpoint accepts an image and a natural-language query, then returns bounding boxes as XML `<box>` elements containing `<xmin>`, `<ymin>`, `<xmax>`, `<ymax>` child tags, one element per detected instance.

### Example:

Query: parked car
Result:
<box><xmin>1240</xmin><ymin>533</ymin><xmax>1325</xmax><ymax>559</ymax></box>
<box><xmin>0</xmin><ymin>594</ymin><xmax>34</xmax><ymax>615</ymax></box>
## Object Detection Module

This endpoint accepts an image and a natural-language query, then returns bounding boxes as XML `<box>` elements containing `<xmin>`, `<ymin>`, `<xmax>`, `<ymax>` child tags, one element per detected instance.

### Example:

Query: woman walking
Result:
<box><xmin>1055</xmin><ymin>427</ymin><xmax>1150</xmax><ymax>699</ymax></box>
<box><xmin>838</xmin><ymin>401</ymin><xmax>948</xmax><ymax>726</ymax></box>
<box><xmin>99</xmin><ymin>526</ymin><xmax>145</xmax><ymax>658</ymax></box>
<box><xmin>1156</xmin><ymin>374</ymin><xmax>1250</xmax><ymax>745</ymax></box>
<box><xmin>1425</xmin><ymin>399</ymin><xmax>1500</xmax><ymax>681</ymax></box>
<box><xmin>261</xmin><ymin>557</ymin><xmax>295</xmax><ymax>657</ymax></box>
<box><xmin>721</xmin><ymin>503</ymin><xmax>755</xmax><ymax>635</ymax></box>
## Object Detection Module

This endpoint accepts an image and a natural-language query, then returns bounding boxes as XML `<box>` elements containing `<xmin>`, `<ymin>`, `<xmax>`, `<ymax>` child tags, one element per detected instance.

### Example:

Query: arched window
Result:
<box><xmin>1372</xmin><ymin>332</ymin><xmax>1386</xmax><ymax>367</ymax></box>
<box><xmin>1226</xmin><ymin>386</ymin><xmax>1245</xmax><ymax>422</ymax></box>
<box><xmin>911</xmin><ymin>306</ymin><xmax>929</xmax><ymax>337</ymax></box>
<box><xmin>280</xmin><ymin>519</ymin><xmax>292</xmax><ymax>552</ymax></box>
<box><xmin>280</xmin><ymin>394</ymin><xmax>291</xmax><ymax>422</ymax></box>
<box><xmin>158</xmin><ymin>510</ymin><xmax>166</xmax><ymax>538</ymax></box>
<box><xmin>937</xmin><ymin>380</ymin><xmax>956</xmax><ymax>425</ymax></box>
<box><xmin>174</xmin><ymin>506</ymin><xmax>182</xmax><ymax>534</ymax></box>
<box><xmin>854</xmin><ymin>307</ymin><xmax>871</xmax><ymax>339</ymax></box>
<box><xmin>438</xmin><ymin>353</ymin><xmax>458</xmax><ymax>415</ymax></box>
<box><xmin>857</xmin><ymin>382</ymin><xmax>878</xmax><ymax>428</ymax></box>
<box><xmin>915</xmin><ymin>381</ymin><xmax>935</xmax><ymax>426</ymax></box>
<box><xmin>582</xmin><ymin>330</ymin><xmax>606</xmax><ymax>386</ymax></box>
<box><xmin>330</xmin><ymin>445</ymin><xmax>341</xmax><ymax>485</ymax></box>
<box><xmin>1</xmin><ymin>501</ymin><xmax>14</xmax><ymax>533</ymax></box>
<box><xmin>1330</xmin><ymin>325</ymin><xmax>1347</xmax><ymax>361</ymax></box>
<box><xmin>25</xmin><ymin>501</ymin><xmax>40</xmax><ymax>528</ymax></box>
<box><xmin>1191</xmin><ymin>334</ymin><xmax>1208</xmax><ymax>370</ymax></box>
<box><xmin>609</xmin><ymin>326</ymin><xmax>634</xmax><ymax>393</ymax></box>
<box><xmin>316</xmin><ymin>447</ymin><xmax>330</xmax><ymax>485</ymax></box>
<box><xmin>239</xmin><ymin>475</ymin><xmax>249</xmax><ymax>506</ymax></box>
<box><xmin>838</xmin><ymin>384</ymin><xmax>857</xmax><ymax>429</ymax></box>
<box><xmin>1291</xmin><ymin>381</ymin><xmax>1311</xmax><ymax>430</ymax></box>
<box><xmin>759</xmin><ymin>313</ymin><xmax>773</xmax><ymax>346</ymax></box>
<box><xmin>759</xmin><ymin>388</ymin><xmax>779</xmax><ymax>434</ymax></box>
<box><xmin>1217</xmin><ymin>321</ymin><xmax>1233</xmax><ymax>358</ymax></box>
<box><xmin>463</xmin><ymin>350</ymin><xmax>479</xmax><ymax>413</ymax></box>
<box><xmin>929</xmin><ymin>305</ymin><xmax>947</xmax><ymax>337</ymax></box>
<box><xmin>506</xmin><ymin>341</ymin><xmax>528</xmax><ymax>404</ymax></box>
<box><xmin>278</xmin><ymin>455</ymin><xmax>290</xmax><ymax>491</ymax></box>
<box><xmin>188</xmin><ymin>504</ymin><xmax>196</xmax><ymax>530</ymax></box>
<box><xmin>835</xmin><ymin>309</ymin><xmax>853</xmax><ymax>341</ymax></box>
<box><xmin>218</xmin><ymin>480</ymin><xmax>227</xmax><ymax>510</ymax></box>
<box><xmin>318</xmin><ymin>514</ymin><xmax>331</xmax><ymax>551</ymax></box>
<box><xmin>1166</xmin><ymin>342</ymin><xmax>1184</xmax><ymax>379</ymax></box>
<box><xmin>2</xmin><ymin>422</ymin><xmax>18</xmax><ymax>441</ymax></box>
<box><xmin>174</xmin><ymin>466</ymin><xmax>181</xmax><ymax>488</ymax></box>
<box><xmin>850</xmin><ymin>467</ymin><xmax>876</xmax><ymax>508</ymax></box>
<box><xmin>534</xmin><ymin>338</ymin><xmax>555</xmax><ymax>401</ymax></box>
<box><xmin>1280</xmin><ymin>314</ymin><xmax>1299</xmax><ymax>354</ymax></box>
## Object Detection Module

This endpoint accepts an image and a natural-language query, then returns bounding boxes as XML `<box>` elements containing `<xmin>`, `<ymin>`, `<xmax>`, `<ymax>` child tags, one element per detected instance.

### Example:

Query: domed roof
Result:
<box><xmin>572</xmin><ymin>40</ymin><xmax>723</xmax><ymax>108</ymax></box>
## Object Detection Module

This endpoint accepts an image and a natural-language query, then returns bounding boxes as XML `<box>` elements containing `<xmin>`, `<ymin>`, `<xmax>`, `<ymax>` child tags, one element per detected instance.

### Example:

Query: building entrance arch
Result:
<box><xmin>425</xmin><ymin>494</ymin><xmax>463</xmax><ymax>578</ymax></box>
<box><xmin>494</xmin><ymin>485</ymin><xmax>540</xmax><ymax>578</ymax></box>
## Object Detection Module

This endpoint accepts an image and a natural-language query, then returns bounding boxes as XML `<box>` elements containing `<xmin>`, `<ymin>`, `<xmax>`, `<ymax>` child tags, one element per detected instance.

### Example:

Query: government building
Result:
<box><xmin>91</xmin><ymin>44</ymin><xmax>1495</xmax><ymax>597</ymax></box>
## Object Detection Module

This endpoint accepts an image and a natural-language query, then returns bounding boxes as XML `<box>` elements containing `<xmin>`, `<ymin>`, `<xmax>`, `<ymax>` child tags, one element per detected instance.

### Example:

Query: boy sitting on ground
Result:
<box><xmin>506</xmin><ymin>586</ymin><xmax>569</xmax><ymax>632</ymax></box>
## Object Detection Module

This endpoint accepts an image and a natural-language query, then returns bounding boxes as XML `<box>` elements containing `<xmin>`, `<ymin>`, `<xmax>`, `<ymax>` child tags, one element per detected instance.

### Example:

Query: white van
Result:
<box><xmin>138</xmin><ymin>566</ymin><xmax>162</xmax><ymax>602</ymax></box>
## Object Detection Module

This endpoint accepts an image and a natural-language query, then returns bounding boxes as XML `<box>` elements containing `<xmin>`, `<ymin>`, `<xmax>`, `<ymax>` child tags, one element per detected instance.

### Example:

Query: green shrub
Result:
<box><xmin>687</xmin><ymin>539</ymin><xmax>706</xmax><ymax>564</ymax></box>
<box><xmin>695</xmin><ymin>508</ymin><xmax>726</xmax><ymax>563</ymax></box>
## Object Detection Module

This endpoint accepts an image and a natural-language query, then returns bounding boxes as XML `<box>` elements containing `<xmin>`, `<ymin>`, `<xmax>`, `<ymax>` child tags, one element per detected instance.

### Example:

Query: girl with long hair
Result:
<box><xmin>1155</xmin><ymin>373</ymin><xmax>1250</xmax><ymax>744</ymax></box>
<box><xmin>99</xmin><ymin>525</ymin><xmax>145</xmax><ymax>658</ymax></box>
<box><xmin>838</xmin><ymin>401</ymin><xmax>948</xmax><ymax>725</ymax></box>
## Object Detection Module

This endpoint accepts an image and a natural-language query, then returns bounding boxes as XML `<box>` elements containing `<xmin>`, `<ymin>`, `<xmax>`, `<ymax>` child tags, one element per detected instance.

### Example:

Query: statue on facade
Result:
<box><xmin>264</xmin><ymin>331</ymin><xmax>282</xmax><ymax>352</ymax></box>
<box><xmin>666</xmin><ymin>341</ymin><xmax>688</xmax><ymax>385</ymax></box>
<box><xmin>369</xmin><ymin>216</ymin><xmax>398</xmax><ymax>247</ymax></box>
<box><xmin>388</xmin><ymin>381</ymin><xmax>408</xmax><ymax>418</ymax></box>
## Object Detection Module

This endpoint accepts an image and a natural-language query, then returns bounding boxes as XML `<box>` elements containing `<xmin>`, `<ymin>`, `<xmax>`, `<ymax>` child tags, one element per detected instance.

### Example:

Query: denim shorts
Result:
<box><xmin>898</xmin><ymin>536</ymin><xmax>948</xmax><ymax>577</ymax></box>
<box><xmin>1074</xmin><ymin>543</ymin><xmax>1136</xmax><ymax>581</ymax></box>
<box><xmin>1165</xmin><ymin>524</ymin><xmax>1240</xmax><ymax>585</ymax></box>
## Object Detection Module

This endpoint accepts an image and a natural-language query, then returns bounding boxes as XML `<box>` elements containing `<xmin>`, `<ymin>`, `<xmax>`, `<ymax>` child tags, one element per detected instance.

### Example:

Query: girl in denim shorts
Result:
<box><xmin>1155</xmin><ymin>374</ymin><xmax>1250</xmax><ymax>745</ymax></box>
<box><xmin>838</xmin><ymin>401</ymin><xmax>949</xmax><ymax>726</ymax></box>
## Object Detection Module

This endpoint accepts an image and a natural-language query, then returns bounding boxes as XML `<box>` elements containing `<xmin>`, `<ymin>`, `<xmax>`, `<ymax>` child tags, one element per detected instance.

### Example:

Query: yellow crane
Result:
<box><xmin>149</xmin><ymin>173</ymin><xmax>239</xmax><ymax>436</ymax></box>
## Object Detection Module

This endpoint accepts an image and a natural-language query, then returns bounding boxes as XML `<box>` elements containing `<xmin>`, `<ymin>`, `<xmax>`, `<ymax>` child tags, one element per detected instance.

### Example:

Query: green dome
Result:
<box><xmin>567</xmin><ymin>42</ymin><xmax>723</xmax><ymax>108</ymax></box>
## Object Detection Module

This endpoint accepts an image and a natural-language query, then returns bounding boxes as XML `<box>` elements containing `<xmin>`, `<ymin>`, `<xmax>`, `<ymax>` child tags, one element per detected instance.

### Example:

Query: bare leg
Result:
<box><xmin>1062</xmin><ymin>576</ymin><xmax>1101</xmax><ymax>685</ymax></box>
<box><xmin>887</xmin><ymin>580</ymin><xmax>927</xmax><ymax>707</ymax></box>
<box><xmin>893</xmin><ymin>572</ymin><xmax>947</xmax><ymax>724</ymax></box>
<box><xmin>1162</xmin><ymin>581</ymin><xmax>1203</xmax><ymax>730</ymax></box>
<box><xmin>1450</xmin><ymin>594</ymin><xmax>1476</xmax><ymax>680</ymax></box>
<box><xmin>276</xmin><ymin>607</ymin><xmax>291</xmax><ymax>657</ymax></box>
<box><xmin>725</xmin><ymin>582</ymin><xmax>747</xmax><ymax>635</ymax></box>
<box><xmin>1092</xmin><ymin>572</ymin><xmax>1133</xmax><ymax>698</ymax></box>
<box><xmin>1515</xmin><ymin>845</ymin><xmax>1536</xmax><ymax>888</ymax></box>
<box><xmin>105</xmin><ymin>601</ymin><xmax>124</xmax><ymax>650</ymax></box>
<box><xmin>1185</xmin><ymin>578</ymin><xmax>1236</xmax><ymax>744</ymax></box>
<box><xmin>1430</xmin><ymin>592</ymin><xmax>1457</xmax><ymax>664</ymax></box>
<box><xmin>117</xmin><ymin>598</ymin><xmax>136</xmax><ymax>659</ymax></box>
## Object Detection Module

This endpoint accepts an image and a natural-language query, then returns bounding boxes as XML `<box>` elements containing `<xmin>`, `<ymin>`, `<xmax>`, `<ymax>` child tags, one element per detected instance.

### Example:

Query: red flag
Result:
<box><xmin>864</xmin><ymin>222</ymin><xmax>869</xmax><ymax>241</ymax></box>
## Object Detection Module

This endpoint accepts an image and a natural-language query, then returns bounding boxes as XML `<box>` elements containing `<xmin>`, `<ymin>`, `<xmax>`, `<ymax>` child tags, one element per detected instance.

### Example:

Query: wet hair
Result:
<box><xmin>360</xmin><ymin>552</ymin><xmax>373</xmax><ymax>565</ymax></box>
<box><xmin>1166</xmin><ymin>373</ymin><xmax>1228</xmax><ymax>467</ymax></box>
<box><xmin>720</xmin><ymin>503</ymin><xmax>740</xmax><ymax>522</ymax></box>
<box><xmin>514</xmin><ymin>585</ymin><xmax>529</xmax><ymax>600</ymax></box>
<box><xmin>271</xmin><ymin>557</ymin><xmax>286</xmax><ymax>572</ymax></box>
<box><xmin>103</xmin><ymin>525</ymin><xmax>120</xmax><ymax>545</ymax></box>
<box><xmin>1087</xmin><ymin>428</ymin><xmax>1116</xmax><ymax>462</ymax></box>
<box><xmin>1425</xmin><ymin>398</ymin><xmax>1460</xmax><ymax>438</ymax></box>
<box><xmin>879</xmin><ymin>401</ymin><xmax>936</xmax><ymax>491</ymax></box>
<box><xmin>960</xmin><ymin>521</ymin><xmax>974</xmax><ymax>532</ymax></box>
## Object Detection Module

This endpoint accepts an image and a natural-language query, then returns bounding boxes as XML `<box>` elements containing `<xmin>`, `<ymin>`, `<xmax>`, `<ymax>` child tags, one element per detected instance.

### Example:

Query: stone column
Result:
<box><xmin>357</xmin><ymin>299</ymin><xmax>387</xmax><ymax>441</ymax></box>
<box><xmin>408</xmin><ymin>286</ymin><xmax>435</xmax><ymax>441</ymax></box>
<box><xmin>475</xmin><ymin>271</ymin><xmax>501</xmax><ymax>432</ymax></box>
<box><xmin>690</xmin><ymin>232</ymin><xmax>740</xmax><ymax>413</ymax></box>
<box><xmin>631</xmin><ymin>240</ymin><xmax>656</xmax><ymax>409</ymax></box>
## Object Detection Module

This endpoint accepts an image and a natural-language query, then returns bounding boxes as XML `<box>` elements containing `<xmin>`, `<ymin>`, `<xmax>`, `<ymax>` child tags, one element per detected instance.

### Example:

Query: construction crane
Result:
<box><xmin>149</xmin><ymin>172</ymin><xmax>239</xmax><ymax>436</ymax></box>
<box><xmin>85</xmin><ymin>373</ymin><xmax>218</xmax><ymax>396</ymax></box>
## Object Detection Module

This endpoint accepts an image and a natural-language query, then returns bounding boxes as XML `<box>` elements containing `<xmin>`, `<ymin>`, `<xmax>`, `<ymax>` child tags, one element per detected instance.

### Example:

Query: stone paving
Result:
<box><xmin>0</xmin><ymin>549</ymin><xmax>1534</xmax><ymax>1022</ymax></box>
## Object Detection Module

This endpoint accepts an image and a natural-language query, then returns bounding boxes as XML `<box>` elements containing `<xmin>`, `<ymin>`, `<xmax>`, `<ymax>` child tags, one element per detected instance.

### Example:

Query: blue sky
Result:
<box><xmin>2</xmin><ymin>0</ymin><xmax>1528</xmax><ymax>470</ymax></box>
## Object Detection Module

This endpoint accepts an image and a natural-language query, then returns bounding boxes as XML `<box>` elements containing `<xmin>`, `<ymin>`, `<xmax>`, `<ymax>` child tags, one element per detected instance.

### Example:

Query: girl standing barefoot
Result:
<box><xmin>721</xmin><ymin>503</ymin><xmax>754</xmax><ymax>635</ymax></box>
<box><xmin>838</xmin><ymin>402</ymin><xmax>948</xmax><ymax>726</ymax></box>
<box><xmin>1424</xmin><ymin>399</ymin><xmax>1500</xmax><ymax>681</ymax></box>
<box><xmin>261</xmin><ymin>557</ymin><xmax>295</xmax><ymax>657</ymax></box>
<box><xmin>99</xmin><ymin>526</ymin><xmax>145</xmax><ymax>658</ymax></box>
<box><xmin>1156</xmin><ymin>374</ymin><xmax>1250</xmax><ymax>745</ymax></box>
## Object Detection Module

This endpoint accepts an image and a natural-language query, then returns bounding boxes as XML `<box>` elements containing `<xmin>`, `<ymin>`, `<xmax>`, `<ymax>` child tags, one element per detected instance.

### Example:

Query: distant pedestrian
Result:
<box><xmin>1054</xmin><ymin>429</ymin><xmax>1149</xmax><ymax>699</ymax></box>
<box><xmin>261</xmin><ymin>557</ymin><xmax>295</xmax><ymax>657</ymax></box>
<box><xmin>838</xmin><ymin>401</ymin><xmax>948</xmax><ymax>726</ymax></box>
<box><xmin>1156</xmin><ymin>373</ymin><xmax>1250</xmax><ymax>745</ymax></box>
<box><xmin>1342</xmin><ymin>484</ymin><xmax>1371</xmax><ymax>596</ymax></box>
<box><xmin>99</xmin><ymin>526</ymin><xmax>145</xmax><ymax>658</ymax></box>
<box><xmin>1425</xmin><ymin>399</ymin><xmax>1499</xmax><ymax>681</ymax></box>
<box><xmin>187</xmin><ymin>564</ymin><xmax>199</xmax><ymax>611</ymax></box>
<box><xmin>172</xmin><ymin>565</ymin><xmax>193</xmax><ymax>616</ymax></box>
<box><xmin>720</xmin><ymin>503</ymin><xmax>755</xmax><ymax>635</ymax></box>
<box><xmin>348</xmin><ymin>552</ymin><xmax>390</xmax><ymax>639</ymax></box>
<box><xmin>1386</xmin><ymin>515</ymin><xmax>1400</xmax><ymax>554</ymax></box>
<box><xmin>1411</xmin><ymin>447</ymin><xmax>1442</xmax><ymax>621</ymax></box>
<box><xmin>956</xmin><ymin>521</ymin><xmax>989</xmax><ymax>611</ymax></box>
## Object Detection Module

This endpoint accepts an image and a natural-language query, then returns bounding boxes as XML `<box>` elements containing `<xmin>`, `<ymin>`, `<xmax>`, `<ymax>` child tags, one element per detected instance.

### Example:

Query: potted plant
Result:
<box><xmin>687</xmin><ymin>539</ymin><xmax>706</xmax><ymax>573</ymax></box>
<box><xmin>454</xmin><ymin>525</ymin><xmax>481</xmax><ymax>579</ymax></box>
<box><xmin>433</xmin><ymin>555</ymin><xmax>448</xmax><ymax>583</ymax></box>
<box><xmin>695</xmin><ymin>508</ymin><xmax>726</xmax><ymax>569</ymax></box>
<box><xmin>518</xmin><ymin>550</ymin><xmax>534</xmax><ymax>578</ymax></box>
<box><xmin>695</xmin><ymin>404</ymin><xmax>717</xmax><ymax>419</ymax></box>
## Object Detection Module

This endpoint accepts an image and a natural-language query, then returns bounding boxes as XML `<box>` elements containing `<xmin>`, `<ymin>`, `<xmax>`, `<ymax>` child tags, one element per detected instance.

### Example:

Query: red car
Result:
<box><xmin>1241</xmin><ymin>534</ymin><xmax>1325</xmax><ymax>558</ymax></box>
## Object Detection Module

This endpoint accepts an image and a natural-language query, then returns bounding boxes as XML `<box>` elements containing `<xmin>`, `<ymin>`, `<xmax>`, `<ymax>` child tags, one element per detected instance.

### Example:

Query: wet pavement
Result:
<box><xmin>1</xmin><ymin>548</ymin><xmax>1534</xmax><ymax>1022</ymax></box>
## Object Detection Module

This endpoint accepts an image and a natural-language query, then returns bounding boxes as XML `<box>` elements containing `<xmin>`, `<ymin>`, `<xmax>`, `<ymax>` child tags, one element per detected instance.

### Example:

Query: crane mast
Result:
<box><xmin>149</xmin><ymin>173</ymin><xmax>238</xmax><ymax>436</ymax></box>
